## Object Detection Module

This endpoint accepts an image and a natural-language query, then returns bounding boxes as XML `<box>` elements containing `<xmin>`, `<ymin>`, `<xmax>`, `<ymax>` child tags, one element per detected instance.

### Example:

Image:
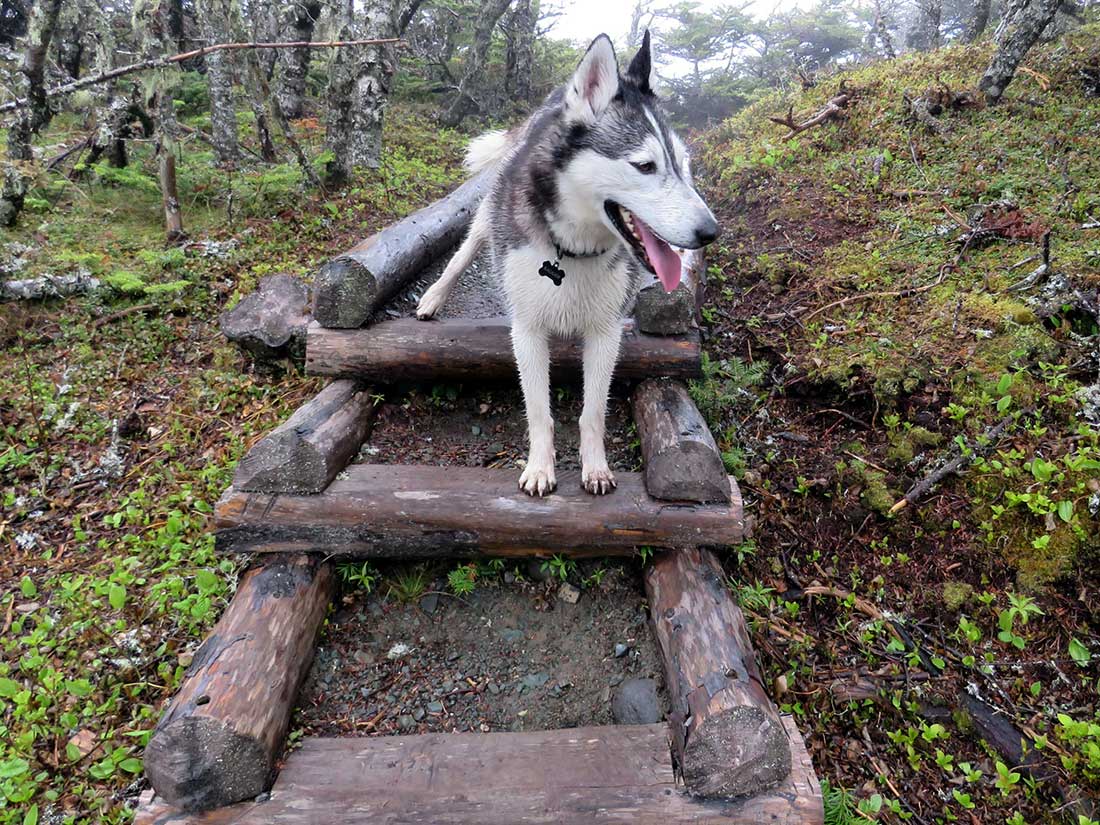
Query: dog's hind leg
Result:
<box><xmin>512</xmin><ymin>321</ymin><xmax>557</xmax><ymax>496</ymax></box>
<box><xmin>578</xmin><ymin>324</ymin><xmax>623</xmax><ymax>495</ymax></box>
<box><xmin>416</xmin><ymin>206</ymin><xmax>489</xmax><ymax>320</ymax></box>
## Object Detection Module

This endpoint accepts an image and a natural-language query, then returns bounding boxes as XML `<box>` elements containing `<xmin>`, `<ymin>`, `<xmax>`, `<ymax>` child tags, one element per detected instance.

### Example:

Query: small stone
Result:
<box><xmin>503</xmin><ymin>572</ymin><xmax>515</xmax><ymax>584</ymax></box>
<box><xmin>413</xmin><ymin>708</ymin><xmax>426</xmax><ymax>722</ymax></box>
<box><xmin>253</xmin><ymin>792</ymin><xmax>271</xmax><ymax>803</ymax></box>
<box><xmin>442</xmin><ymin>681</ymin><xmax>454</xmax><ymax>693</ymax></box>
<box><xmin>521</xmin><ymin>672</ymin><xmax>550</xmax><ymax>690</ymax></box>
<box><xmin>558</xmin><ymin>582</ymin><xmax>581</xmax><ymax>604</ymax></box>
<box><xmin>471</xmin><ymin>425</ymin><xmax>482</xmax><ymax>436</ymax></box>
<box><xmin>499</xmin><ymin>628</ymin><xmax>524</xmax><ymax>643</ymax></box>
<box><xmin>419</xmin><ymin>593</ymin><xmax>439</xmax><ymax>614</ymax></box>
<box><xmin>398</xmin><ymin>715</ymin><xmax>415</xmax><ymax>730</ymax></box>
<box><xmin>427</xmin><ymin>701</ymin><xmax>444</xmax><ymax>713</ymax></box>
<box><xmin>487</xmin><ymin>442</ymin><xmax>504</xmax><ymax>454</ymax></box>
<box><xmin>611</xmin><ymin>678</ymin><xmax>662</xmax><ymax>725</ymax></box>
<box><xmin>386</xmin><ymin>642</ymin><xmax>412</xmax><ymax>660</ymax></box>
<box><xmin>177</xmin><ymin>652</ymin><xmax>194</xmax><ymax>668</ymax></box>
<box><xmin>488</xmin><ymin>682</ymin><xmax>501</xmax><ymax>695</ymax></box>
<box><xmin>613</xmin><ymin>643</ymin><xmax>629</xmax><ymax>658</ymax></box>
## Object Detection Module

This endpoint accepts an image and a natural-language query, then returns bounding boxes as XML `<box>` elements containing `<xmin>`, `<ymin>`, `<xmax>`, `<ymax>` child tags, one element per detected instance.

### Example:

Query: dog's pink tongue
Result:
<box><xmin>635</xmin><ymin>217</ymin><xmax>682</xmax><ymax>292</ymax></box>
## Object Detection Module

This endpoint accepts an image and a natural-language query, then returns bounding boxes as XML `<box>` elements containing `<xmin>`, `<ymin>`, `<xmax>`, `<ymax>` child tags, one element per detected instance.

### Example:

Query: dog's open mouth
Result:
<box><xmin>605</xmin><ymin>201</ymin><xmax>682</xmax><ymax>293</ymax></box>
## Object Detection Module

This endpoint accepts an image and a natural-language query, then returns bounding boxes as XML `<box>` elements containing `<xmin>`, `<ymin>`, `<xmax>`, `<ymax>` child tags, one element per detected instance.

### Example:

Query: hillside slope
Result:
<box><xmin>694</xmin><ymin>28</ymin><xmax>1099</xmax><ymax>824</ymax></box>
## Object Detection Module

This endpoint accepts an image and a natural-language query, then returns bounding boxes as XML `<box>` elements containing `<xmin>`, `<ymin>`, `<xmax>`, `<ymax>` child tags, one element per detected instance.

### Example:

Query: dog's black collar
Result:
<box><xmin>541</xmin><ymin>233</ymin><xmax>611</xmax><ymax>287</ymax></box>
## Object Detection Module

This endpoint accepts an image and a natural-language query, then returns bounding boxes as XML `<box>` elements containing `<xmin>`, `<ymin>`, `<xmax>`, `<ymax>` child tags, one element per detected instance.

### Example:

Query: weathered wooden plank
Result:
<box><xmin>215</xmin><ymin>464</ymin><xmax>743</xmax><ymax>558</ymax></box>
<box><xmin>312</xmin><ymin>171</ymin><xmax>492</xmax><ymax>329</ymax></box>
<box><xmin>305</xmin><ymin>318</ymin><xmax>702</xmax><ymax>383</ymax></box>
<box><xmin>143</xmin><ymin>555</ymin><xmax>334</xmax><ymax>812</ymax></box>
<box><xmin>135</xmin><ymin>719</ymin><xmax>822</xmax><ymax>825</ymax></box>
<box><xmin>632</xmin><ymin>377</ymin><xmax>730</xmax><ymax>503</ymax></box>
<box><xmin>232</xmin><ymin>380</ymin><xmax>376</xmax><ymax>493</ymax></box>
<box><xmin>646</xmin><ymin>547</ymin><xmax>792</xmax><ymax>798</ymax></box>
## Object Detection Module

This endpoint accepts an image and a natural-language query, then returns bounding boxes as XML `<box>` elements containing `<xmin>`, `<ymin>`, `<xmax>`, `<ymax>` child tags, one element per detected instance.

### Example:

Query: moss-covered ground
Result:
<box><xmin>694</xmin><ymin>27</ymin><xmax>1099</xmax><ymax>824</ymax></box>
<box><xmin>0</xmin><ymin>104</ymin><xmax>464</xmax><ymax>824</ymax></box>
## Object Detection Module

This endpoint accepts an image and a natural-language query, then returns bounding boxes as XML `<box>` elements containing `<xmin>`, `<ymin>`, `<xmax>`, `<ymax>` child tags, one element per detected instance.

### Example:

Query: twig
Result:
<box><xmin>802</xmin><ymin>270</ymin><xmax>948</xmax><ymax>322</ymax></box>
<box><xmin>767</xmin><ymin>93</ymin><xmax>851</xmax><ymax>139</ymax></box>
<box><xmin>94</xmin><ymin>303</ymin><xmax>157</xmax><ymax>328</ymax></box>
<box><xmin>890</xmin><ymin>412</ymin><xmax>1017</xmax><ymax>513</ymax></box>
<box><xmin>0</xmin><ymin>38</ymin><xmax>403</xmax><ymax>114</ymax></box>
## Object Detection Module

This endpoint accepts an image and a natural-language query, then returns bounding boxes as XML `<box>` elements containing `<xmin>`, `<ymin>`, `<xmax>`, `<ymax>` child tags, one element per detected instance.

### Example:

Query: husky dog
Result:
<box><xmin>416</xmin><ymin>32</ymin><xmax>718</xmax><ymax>496</ymax></box>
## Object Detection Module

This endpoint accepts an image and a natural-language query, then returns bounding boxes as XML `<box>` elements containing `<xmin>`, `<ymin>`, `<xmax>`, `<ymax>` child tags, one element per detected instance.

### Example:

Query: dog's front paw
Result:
<box><xmin>581</xmin><ymin>465</ymin><xmax>617</xmax><ymax>496</ymax></box>
<box><xmin>415</xmin><ymin>286</ymin><xmax>445</xmax><ymax>320</ymax></box>
<box><xmin>519</xmin><ymin>462</ymin><xmax>557</xmax><ymax>497</ymax></box>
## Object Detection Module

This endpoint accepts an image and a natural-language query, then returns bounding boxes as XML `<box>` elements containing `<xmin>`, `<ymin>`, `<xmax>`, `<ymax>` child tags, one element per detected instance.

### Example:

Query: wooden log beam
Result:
<box><xmin>305</xmin><ymin>318</ymin><xmax>702</xmax><ymax>383</ymax></box>
<box><xmin>632</xmin><ymin>377</ymin><xmax>729</xmax><ymax>504</ymax></box>
<box><xmin>232</xmin><ymin>380</ymin><xmax>375</xmax><ymax>493</ymax></box>
<box><xmin>312</xmin><ymin>171</ymin><xmax>492</xmax><ymax>328</ymax></box>
<box><xmin>135</xmin><ymin>719</ymin><xmax>822</xmax><ymax>824</ymax></box>
<box><xmin>143</xmin><ymin>555</ymin><xmax>334</xmax><ymax>812</ymax></box>
<box><xmin>633</xmin><ymin>247</ymin><xmax>704</xmax><ymax>335</ymax></box>
<box><xmin>645</xmin><ymin>547</ymin><xmax>792</xmax><ymax>798</ymax></box>
<box><xmin>215</xmin><ymin>464</ymin><xmax>743</xmax><ymax>558</ymax></box>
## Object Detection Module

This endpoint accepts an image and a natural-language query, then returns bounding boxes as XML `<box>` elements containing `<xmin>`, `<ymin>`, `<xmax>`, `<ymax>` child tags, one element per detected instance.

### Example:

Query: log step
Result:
<box><xmin>305</xmin><ymin>317</ymin><xmax>702</xmax><ymax>383</ymax></box>
<box><xmin>136</xmin><ymin>720</ymin><xmax>822</xmax><ymax>824</ymax></box>
<box><xmin>215</xmin><ymin>463</ymin><xmax>743</xmax><ymax>558</ymax></box>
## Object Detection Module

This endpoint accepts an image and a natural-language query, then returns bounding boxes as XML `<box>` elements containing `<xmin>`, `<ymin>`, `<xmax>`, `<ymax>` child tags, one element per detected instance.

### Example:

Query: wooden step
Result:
<box><xmin>305</xmin><ymin>317</ymin><xmax>701</xmax><ymax>383</ymax></box>
<box><xmin>215</xmin><ymin>464</ymin><xmax>743</xmax><ymax>558</ymax></box>
<box><xmin>136</xmin><ymin>720</ymin><xmax>822</xmax><ymax>824</ymax></box>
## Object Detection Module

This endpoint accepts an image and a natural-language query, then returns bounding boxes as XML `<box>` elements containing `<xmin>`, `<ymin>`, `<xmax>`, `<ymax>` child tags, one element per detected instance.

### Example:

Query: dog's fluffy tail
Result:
<box><xmin>464</xmin><ymin>129</ymin><xmax>513</xmax><ymax>176</ymax></box>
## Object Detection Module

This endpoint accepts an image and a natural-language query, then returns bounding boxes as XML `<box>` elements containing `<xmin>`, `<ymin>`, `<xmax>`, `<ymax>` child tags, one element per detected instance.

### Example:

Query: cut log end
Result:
<box><xmin>144</xmin><ymin>717</ymin><xmax>272</xmax><ymax>813</ymax></box>
<box><xmin>644</xmin><ymin>443</ymin><xmax>731</xmax><ymax>504</ymax></box>
<box><xmin>633</xmin><ymin>282</ymin><xmax>696</xmax><ymax>335</ymax></box>
<box><xmin>682</xmin><ymin>706</ymin><xmax>794</xmax><ymax>798</ymax></box>
<box><xmin>311</xmin><ymin>257</ymin><xmax>379</xmax><ymax>329</ymax></box>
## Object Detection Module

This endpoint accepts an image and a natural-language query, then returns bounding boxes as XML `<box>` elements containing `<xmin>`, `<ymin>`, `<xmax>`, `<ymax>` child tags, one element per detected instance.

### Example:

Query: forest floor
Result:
<box><xmin>1</xmin><ymin>31</ymin><xmax>1099</xmax><ymax>825</ymax></box>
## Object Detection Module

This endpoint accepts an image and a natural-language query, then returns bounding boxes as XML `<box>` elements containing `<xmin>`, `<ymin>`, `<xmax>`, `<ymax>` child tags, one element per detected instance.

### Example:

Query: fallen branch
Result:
<box><xmin>93</xmin><ymin>303</ymin><xmax>157</xmax><ymax>328</ymax></box>
<box><xmin>0</xmin><ymin>38</ymin><xmax>403</xmax><ymax>115</ymax></box>
<box><xmin>889</xmin><ymin>412</ymin><xmax>1017</xmax><ymax>513</ymax></box>
<box><xmin>1</xmin><ymin>272</ymin><xmax>101</xmax><ymax>301</ymax></box>
<box><xmin>767</xmin><ymin>93</ymin><xmax>850</xmax><ymax>139</ymax></box>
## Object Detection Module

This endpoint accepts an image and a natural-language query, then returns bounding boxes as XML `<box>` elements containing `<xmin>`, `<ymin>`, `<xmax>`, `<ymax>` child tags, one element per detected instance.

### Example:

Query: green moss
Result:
<box><xmin>942</xmin><ymin>581</ymin><xmax>974</xmax><ymax>611</ymax></box>
<box><xmin>887</xmin><ymin>425</ymin><xmax>944</xmax><ymax>468</ymax></box>
<box><xmin>1006</xmin><ymin>526</ymin><xmax>1080</xmax><ymax>592</ymax></box>
<box><xmin>104</xmin><ymin>270</ymin><xmax>146</xmax><ymax>294</ymax></box>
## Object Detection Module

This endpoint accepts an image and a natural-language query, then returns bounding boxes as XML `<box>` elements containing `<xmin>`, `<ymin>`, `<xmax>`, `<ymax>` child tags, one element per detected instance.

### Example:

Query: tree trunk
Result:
<box><xmin>441</xmin><ymin>0</ymin><xmax>513</xmax><ymax>127</ymax></box>
<box><xmin>243</xmin><ymin>0</ymin><xmax>279</xmax><ymax>161</ymax></box>
<box><xmin>198</xmin><ymin>0</ymin><xmax>240</xmax><ymax>168</ymax></box>
<box><xmin>323</xmin><ymin>17</ymin><xmax>356</xmax><ymax>185</ymax></box>
<box><xmin>84</xmin><ymin>0</ymin><xmax>132</xmax><ymax>170</ymax></box>
<box><xmin>1</xmin><ymin>0</ymin><xmax>64</xmax><ymax>227</ymax></box>
<box><xmin>980</xmin><ymin>0</ymin><xmax>1062</xmax><ymax>102</ymax></box>
<box><xmin>994</xmin><ymin>0</ymin><xmax>1030</xmax><ymax>42</ymax></box>
<box><xmin>277</xmin><ymin>1</ymin><xmax>322</xmax><ymax>119</ymax></box>
<box><xmin>504</xmin><ymin>0</ymin><xmax>537</xmax><ymax>103</ymax></box>
<box><xmin>963</xmin><ymin>0</ymin><xmax>992</xmax><ymax>41</ymax></box>
<box><xmin>873</xmin><ymin>0</ymin><xmax>897</xmax><ymax>57</ymax></box>
<box><xmin>134</xmin><ymin>0</ymin><xmax>186</xmax><ymax>241</ymax></box>
<box><xmin>350</xmin><ymin>0</ymin><xmax>396</xmax><ymax>170</ymax></box>
<box><xmin>907</xmin><ymin>0</ymin><xmax>942</xmax><ymax>50</ymax></box>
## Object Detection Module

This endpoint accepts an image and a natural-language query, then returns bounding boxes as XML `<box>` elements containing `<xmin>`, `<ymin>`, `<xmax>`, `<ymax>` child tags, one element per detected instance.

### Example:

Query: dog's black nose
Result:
<box><xmin>694</xmin><ymin>217</ymin><xmax>718</xmax><ymax>247</ymax></box>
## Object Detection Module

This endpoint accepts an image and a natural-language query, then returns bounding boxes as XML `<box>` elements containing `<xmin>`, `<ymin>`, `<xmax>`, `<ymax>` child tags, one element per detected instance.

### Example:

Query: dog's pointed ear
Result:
<box><xmin>626</xmin><ymin>30</ymin><xmax>657</xmax><ymax>95</ymax></box>
<box><xmin>565</xmin><ymin>35</ymin><xmax>619</xmax><ymax>124</ymax></box>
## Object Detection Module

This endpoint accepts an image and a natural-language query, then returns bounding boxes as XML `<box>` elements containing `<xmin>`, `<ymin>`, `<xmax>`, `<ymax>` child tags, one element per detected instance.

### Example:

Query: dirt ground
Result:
<box><xmin>296</xmin><ymin>564</ymin><xmax>666</xmax><ymax>737</ymax></box>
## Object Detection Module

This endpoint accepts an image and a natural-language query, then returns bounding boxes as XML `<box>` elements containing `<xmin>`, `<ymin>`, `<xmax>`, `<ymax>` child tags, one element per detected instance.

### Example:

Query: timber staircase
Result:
<box><xmin>135</xmin><ymin>182</ymin><xmax>823</xmax><ymax>824</ymax></box>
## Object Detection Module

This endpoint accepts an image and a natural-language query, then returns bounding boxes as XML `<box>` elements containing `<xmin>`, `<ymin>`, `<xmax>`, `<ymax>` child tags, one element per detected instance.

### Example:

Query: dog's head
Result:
<box><xmin>556</xmin><ymin>31</ymin><xmax>718</xmax><ymax>292</ymax></box>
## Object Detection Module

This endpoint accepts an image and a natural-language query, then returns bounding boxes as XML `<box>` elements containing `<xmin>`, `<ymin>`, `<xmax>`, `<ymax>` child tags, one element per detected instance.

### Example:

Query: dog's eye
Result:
<box><xmin>631</xmin><ymin>161</ymin><xmax>657</xmax><ymax>175</ymax></box>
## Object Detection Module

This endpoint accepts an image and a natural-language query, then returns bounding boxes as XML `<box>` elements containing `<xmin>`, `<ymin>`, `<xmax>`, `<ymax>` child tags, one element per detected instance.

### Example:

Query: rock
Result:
<box><xmin>397</xmin><ymin>714</ymin><xmax>415</xmax><ymax>730</ymax></box>
<box><xmin>613</xmin><ymin>643</ymin><xmax>630</xmax><ymax>658</ymax></box>
<box><xmin>386</xmin><ymin>642</ymin><xmax>412</xmax><ymax>660</ymax></box>
<box><xmin>558</xmin><ymin>582</ymin><xmax>581</xmax><ymax>604</ymax></box>
<box><xmin>219</xmin><ymin>274</ymin><xmax>310</xmax><ymax>367</ymax></box>
<box><xmin>633</xmin><ymin>279</ymin><xmax>696</xmax><ymax>334</ymax></box>
<box><xmin>520</xmin><ymin>672</ymin><xmax>550</xmax><ymax>691</ymax></box>
<box><xmin>419</xmin><ymin>593</ymin><xmax>439</xmax><ymax>614</ymax></box>
<box><xmin>611</xmin><ymin>678</ymin><xmax>662</xmax><ymax>725</ymax></box>
<box><xmin>413</xmin><ymin>708</ymin><xmax>425</xmax><ymax>722</ymax></box>
<box><xmin>499</xmin><ymin>628</ymin><xmax>524</xmax><ymax>643</ymax></box>
<box><xmin>526</xmin><ymin>559</ymin><xmax>553</xmax><ymax>582</ymax></box>
<box><xmin>427</xmin><ymin>701</ymin><xmax>444</xmax><ymax>713</ymax></box>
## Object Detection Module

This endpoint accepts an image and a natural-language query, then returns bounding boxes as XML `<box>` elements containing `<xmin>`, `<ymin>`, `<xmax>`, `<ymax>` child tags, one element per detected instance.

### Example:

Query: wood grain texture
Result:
<box><xmin>632</xmin><ymin>378</ymin><xmax>730</xmax><ymax>504</ymax></box>
<box><xmin>135</xmin><ymin>719</ymin><xmax>822</xmax><ymax>825</ymax></box>
<box><xmin>311</xmin><ymin>170</ymin><xmax>492</xmax><ymax>329</ymax></box>
<box><xmin>143</xmin><ymin>555</ymin><xmax>334</xmax><ymax>812</ymax></box>
<box><xmin>633</xmin><ymin>247</ymin><xmax>704</xmax><ymax>335</ymax></box>
<box><xmin>646</xmin><ymin>547</ymin><xmax>792</xmax><ymax>798</ymax></box>
<box><xmin>215</xmin><ymin>464</ymin><xmax>743</xmax><ymax>557</ymax></box>
<box><xmin>305</xmin><ymin>318</ymin><xmax>702</xmax><ymax>383</ymax></box>
<box><xmin>232</xmin><ymin>380</ymin><xmax>375</xmax><ymax>493</ymax></box>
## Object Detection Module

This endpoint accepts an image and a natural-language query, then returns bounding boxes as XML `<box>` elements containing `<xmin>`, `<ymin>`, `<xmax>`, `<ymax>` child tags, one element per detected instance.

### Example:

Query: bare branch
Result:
<box><xmin>0</xmin><ymin>38</ymin><xmax>404</xmax><ymax>114</ymax></box>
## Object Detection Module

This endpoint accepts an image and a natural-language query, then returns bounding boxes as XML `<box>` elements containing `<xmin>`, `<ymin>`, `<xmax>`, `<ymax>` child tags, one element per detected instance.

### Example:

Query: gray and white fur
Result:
<box><xmin>417</xmin><ymin>32</ymin><xmax>718</xmax><ymax>496</ymax></box>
